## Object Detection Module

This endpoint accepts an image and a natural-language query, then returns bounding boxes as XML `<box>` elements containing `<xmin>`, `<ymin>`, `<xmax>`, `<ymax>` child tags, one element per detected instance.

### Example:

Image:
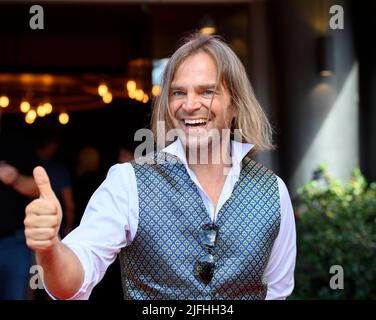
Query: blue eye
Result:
<box><xmin>171</xmin><ymin>90</ymin><xmax>185</xmax><ymax>97</ymax></box>
<box><xmin>202</xmin><ymin>90</ymin><xmax>215</xmax><ymax>96</ymax></box>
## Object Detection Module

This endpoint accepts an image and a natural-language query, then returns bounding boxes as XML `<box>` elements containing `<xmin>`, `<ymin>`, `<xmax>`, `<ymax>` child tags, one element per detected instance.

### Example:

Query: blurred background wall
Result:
<box><xmin>1</xmin><ymin>0</ymin><xmax>374</xmax><ymax>194</ymax></box>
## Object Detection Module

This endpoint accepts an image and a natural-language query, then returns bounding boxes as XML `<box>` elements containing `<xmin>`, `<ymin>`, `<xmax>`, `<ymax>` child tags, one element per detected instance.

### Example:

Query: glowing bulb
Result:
<box><xmin>152</xmin><ymin>85</ymin><xmax>161</xmax><ymax>97</ymax></box>
<box><xmin>98</xmin><ymin>83</ymin><xmax>108</xmax><ymax>97</ymax></box>
<box><xmin>126</xmin><ymin>80</ymin><xmax>136</xmax><ymax>92</ymax></box>
<box><xmin>43</xmin><ymin>102</ymin><xmax>53</xmax><ymax>114</ymax></box>
<box><xmin>20</xmin><ymin>101</ymin><xmax>31</xmax><ymax>113</ymax></box>
<box><xmin>142</xmin><ymin>94</ymin><xmax>149</xmax><ymax>104</ymax></box>
<box><xmin>103</xmin><ymin>92</ymin><xmax>113</xmax><ymax>104</ymax></box>
<box><xmin>37</xmin><ymin>104</ymin><xmax>47</xmax><ymax>117</ymax></box>
<box><xmin>0</xmin><ymin>95</ymin><xmax>10</xmax><ymax>108</ymax></box>
<box><xmin>59</xmin><ymin>112</ymin><xmax>69</xmax><ymax>125</ymax></box>
<box><xmin>128</xmin><ymin>90</ymin><xmax>136</xmax><ymax>99</ymax></box>
<box><xmin>25</xmin><ymin>114</ymin><xmax>35</xmax><ymax>124</ymax></box>
<box><xmin>135</xmin><ymin>89</ymin><xmax>144</xmax><ymax>101</ymax></box>
<box><xmin>200</xmin><ymin>26</ymin><xmax>216</xmax><ymax>35</ymax></box>
<box><xmin>26</xmin><ymin>109</ymin><xmax>37</xmax><ymax>121</ymax></box>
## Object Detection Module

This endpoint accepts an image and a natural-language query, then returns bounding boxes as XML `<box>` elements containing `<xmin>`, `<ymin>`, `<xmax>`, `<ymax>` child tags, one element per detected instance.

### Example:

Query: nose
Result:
<box><xmin>182</xmin><ymin>93</ymin><xmax>201</xmax><ymax>113</ymax></box>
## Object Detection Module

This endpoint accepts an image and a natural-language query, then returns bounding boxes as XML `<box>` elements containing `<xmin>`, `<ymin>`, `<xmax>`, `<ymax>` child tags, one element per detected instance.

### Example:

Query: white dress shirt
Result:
<box><xmin>56</xmin><ymin>139</ymin><xmax>296</xmax><ymax>300</ymax></box>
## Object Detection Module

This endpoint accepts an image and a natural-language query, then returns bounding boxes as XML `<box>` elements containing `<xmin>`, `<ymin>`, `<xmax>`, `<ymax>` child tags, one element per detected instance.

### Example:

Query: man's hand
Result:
<box><xmin>0</xmin><ymin>161</ymin><xmax>19</xmax><ymax>186</ymax></box>
<box><xmin>24</xmin><ymin>166</ymin><xmax>62</xmax><ymax>252</ymax></box>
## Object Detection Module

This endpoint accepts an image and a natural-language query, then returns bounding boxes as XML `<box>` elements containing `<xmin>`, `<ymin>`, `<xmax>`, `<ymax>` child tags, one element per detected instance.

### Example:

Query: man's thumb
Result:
<box><xmin>33</xmin><ymin>166</ymin><xmax>56</xmax><ymax>199</ymax></box>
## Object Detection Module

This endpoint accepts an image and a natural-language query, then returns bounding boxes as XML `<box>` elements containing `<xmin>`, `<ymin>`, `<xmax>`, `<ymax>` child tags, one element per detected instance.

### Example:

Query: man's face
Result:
<box><xmin>169</xmin><ymin>51</ymin><xmax>234</xmax><ymax>150</ymax></box>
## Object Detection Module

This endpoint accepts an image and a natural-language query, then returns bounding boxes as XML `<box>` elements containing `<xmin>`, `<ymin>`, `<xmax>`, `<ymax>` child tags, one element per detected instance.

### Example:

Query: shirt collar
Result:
<box><xmin>162</xmin><ymin>138</ymin><xmax>253</xmax><ymax>171</ymax></box>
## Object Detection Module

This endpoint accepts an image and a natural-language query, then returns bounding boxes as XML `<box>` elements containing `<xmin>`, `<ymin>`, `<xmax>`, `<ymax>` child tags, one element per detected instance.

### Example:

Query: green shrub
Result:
<box><xmin>291</xmin><ymin>165</ymin><xmax>376</xmax><ymax>299</ymax></box>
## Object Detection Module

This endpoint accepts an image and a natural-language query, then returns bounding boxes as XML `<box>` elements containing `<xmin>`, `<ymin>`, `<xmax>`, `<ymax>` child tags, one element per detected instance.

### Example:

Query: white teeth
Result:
<box><xmin>184</xmin><ymin>119</ymin><xmax>208</xmax><ymax>125</ymax></box>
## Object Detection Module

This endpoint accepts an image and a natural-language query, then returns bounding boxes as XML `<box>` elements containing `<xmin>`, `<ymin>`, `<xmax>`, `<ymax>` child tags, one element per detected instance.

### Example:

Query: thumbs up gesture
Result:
<box><xmin>24</xmin><ymin>167</ymin><xmax>63</xmax><ymax>252</ymax></box>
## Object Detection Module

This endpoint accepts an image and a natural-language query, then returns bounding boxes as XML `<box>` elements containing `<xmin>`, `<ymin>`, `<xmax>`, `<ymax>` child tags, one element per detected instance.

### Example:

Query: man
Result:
<box><xmin>24</xmin><ymin>33</ymin><xmax>296</xmax><ymax>300</ymax></box>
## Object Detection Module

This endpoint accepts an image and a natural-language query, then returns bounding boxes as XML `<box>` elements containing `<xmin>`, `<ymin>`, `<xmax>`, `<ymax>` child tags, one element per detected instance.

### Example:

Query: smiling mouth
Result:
<box><xmin>183</xmin><ymin>118</ymin><xmax>209</xmax><ymax>127</ymax></box>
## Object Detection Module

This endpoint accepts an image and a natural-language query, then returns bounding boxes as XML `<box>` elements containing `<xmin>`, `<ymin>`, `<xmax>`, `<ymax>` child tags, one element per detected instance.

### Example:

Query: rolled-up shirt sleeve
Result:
<box><xmin>45</xmin><ymin>163</ymin><xmax>138</xmax><ymax>300</ymax></box>
<box><xmin>264</xmin><ymin>176</ymin><xmax>297</xmax><ymax>300</ymax></box>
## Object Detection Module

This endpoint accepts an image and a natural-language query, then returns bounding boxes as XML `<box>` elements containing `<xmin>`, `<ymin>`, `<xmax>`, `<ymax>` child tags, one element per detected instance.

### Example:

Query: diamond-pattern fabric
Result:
<box><xmin>119</xmin><ymin>151</ymin><xmax>281</xmax><ymax>300</ymax></box>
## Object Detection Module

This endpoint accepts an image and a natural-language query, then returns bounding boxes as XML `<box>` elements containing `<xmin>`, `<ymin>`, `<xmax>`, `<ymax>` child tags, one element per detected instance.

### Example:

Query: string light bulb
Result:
<box><xmin>43</xmin><ymin>102</ymin><xmax>53</xmax><ymax>114</ymax></box>
<box><xmin>25</xmin><ymin>109</ymin><xmax>37</xmax><ymax>124</ymax></box>
<box><xmin>135</xmin><ymin>89</ymin><xmax>144</xmax><ymax>101</ymax></box>
<box><xmin>25</xmin><ymin>115</ymin><xmax>35</xmax><ymax>124</ymax></box>
<box><xmin>142</xmin><ymin>94</ymin><xmax>149</xmax><ymax>104</ymax></box>
<box><xmin>103</xmin><ymin>92</ymin><xmax>113</xmax><ymax>104</ymax></box>
<box><xmin>126</xmin><ymin>80</ymin><xmax>137</xmax><ymax>92</ymax></box>
<box><xmin>59</xmin><ymin>112</ymin><xmax>69</xmax><ymax>125</ymax></box>
<box><xmin>128</xmin><ymin>90</ymin><xmax>136</xmax><ymax>99</ymax></box>
<box><xmin>37</xmin><ymin>104</ymin><xmax>47</xmax><ymax>117</ymax></box>
<box><xmin>98</xmin><ymin>83</ymin><xmax>108</xmax><ymax>97</ymax></box>
<box><xmin>152</xmin><ymin>85</ymin><xmax>161</xmax><ymax>97</ymax></box>
<box><xmin>0</xmin><ymin>95</ymin><xmax>9</xmax><ymax>108</ymax></box>
<box><xmin>20</xmin><ymin>101</ymin><xmax>31</xmax><ymax>113</ymax></box>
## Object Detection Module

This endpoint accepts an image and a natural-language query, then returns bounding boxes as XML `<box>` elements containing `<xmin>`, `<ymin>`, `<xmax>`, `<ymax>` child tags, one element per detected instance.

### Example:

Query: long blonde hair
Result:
<box><xmin>151</xmin><ymin>33</ymin><xmax>274</xmax><ymax>155</ymax></box>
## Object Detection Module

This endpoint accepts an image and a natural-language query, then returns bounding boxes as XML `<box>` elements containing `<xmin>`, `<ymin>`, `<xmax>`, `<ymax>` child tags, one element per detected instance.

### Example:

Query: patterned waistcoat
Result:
<box><xmin>118</xmin><ymin>151</ymin><xmax>281</xmax><ymax>300</ymax></box>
